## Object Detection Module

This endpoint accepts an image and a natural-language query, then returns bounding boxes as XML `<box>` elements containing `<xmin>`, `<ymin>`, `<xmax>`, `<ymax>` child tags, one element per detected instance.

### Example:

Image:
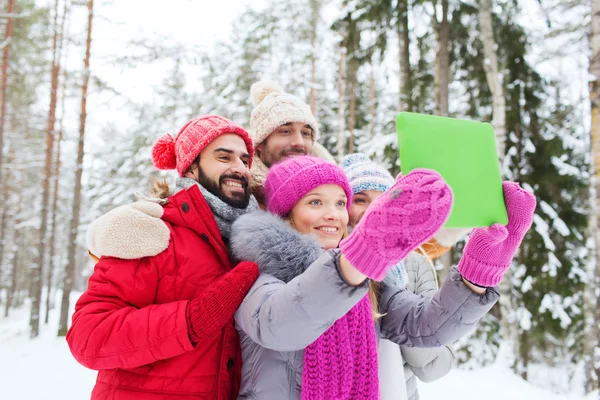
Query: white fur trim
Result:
<box><xmin>433</xmin><ymin>227</ymin><xmax>472</xmax><ymax>247</ymax></box>
<box><xmin>250</xmin><ymin>155</ymin><xmax>269</xmax><ymax>189</ymax></box>
<box><xmin>310</xmin><ymin>142</ymin><xmax>335</xmax><ymax>162</ymax></box>
<box><xmin>87</xmin><ymin>201</ymin><xmax>170</xmax><ymax>260</ymax></box>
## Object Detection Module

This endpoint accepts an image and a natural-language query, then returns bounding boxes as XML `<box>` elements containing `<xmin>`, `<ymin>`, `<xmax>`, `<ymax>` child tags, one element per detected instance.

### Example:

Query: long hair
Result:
<box><xmin>149</xmin><ymin>176</ymin><xmax>171</xmax><ymax>201</ymax></box>
<box><xmin>340</xmin><ymin>226</ymin><xmax>382</xmax><ymax>320</ymax></box>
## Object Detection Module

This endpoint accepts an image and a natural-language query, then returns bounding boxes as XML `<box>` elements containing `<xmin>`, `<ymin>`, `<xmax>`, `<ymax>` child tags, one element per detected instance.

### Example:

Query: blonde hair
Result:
<box><xmin>340</xmin><ymin>227</ymin><xmax>382</xmax><ymax>320</ymax></box>
<box><xmin>417</xmin><ymin>244</ymin><xmax>440</xmax><ymax>288</ymax></box>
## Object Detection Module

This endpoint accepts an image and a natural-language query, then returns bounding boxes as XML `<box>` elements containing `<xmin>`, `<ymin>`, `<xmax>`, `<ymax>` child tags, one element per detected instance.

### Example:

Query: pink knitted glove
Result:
<box><xmin>340</xmin><ymin>168</ymin><xmax>453</xmax><ymax>280</ymax></box>
<box><xmin>458</xmin><ymin>181</ymin><xmax>536</xmax><ymax>287</ymax></box>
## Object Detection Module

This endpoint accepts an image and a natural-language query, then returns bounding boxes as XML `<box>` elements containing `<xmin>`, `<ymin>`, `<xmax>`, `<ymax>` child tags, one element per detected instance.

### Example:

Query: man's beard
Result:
<box><xmin>262</xmin><ymin>147</ymin><xmax>307</xmax><ymax>168</ymax></box>
<box><xmin>197</xmin><ymin>169</ymin><xmax>251</xmax><ymax>209</ymax></box>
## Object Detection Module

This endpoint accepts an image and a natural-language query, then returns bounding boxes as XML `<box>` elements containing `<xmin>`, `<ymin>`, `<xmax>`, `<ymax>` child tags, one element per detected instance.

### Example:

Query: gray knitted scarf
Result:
<box><xmin>175</xmin><ymin>177</ymin><xmax>259</xmax><ymax>241</ymax></box>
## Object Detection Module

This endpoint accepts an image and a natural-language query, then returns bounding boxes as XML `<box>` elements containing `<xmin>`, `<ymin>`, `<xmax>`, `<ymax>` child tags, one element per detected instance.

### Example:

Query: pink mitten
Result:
<box><xmin>458</xmin><ymin>181</ymin><xmax>536</xmax><ymax>287</ymax></box>
<box><xmin>340</xmin><ymin>169</ymin><xmax>453</xmax><ymax>280</ymax></box>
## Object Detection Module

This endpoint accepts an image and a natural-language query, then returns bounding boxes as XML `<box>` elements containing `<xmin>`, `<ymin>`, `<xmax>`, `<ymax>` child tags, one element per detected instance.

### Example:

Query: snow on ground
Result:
<box><xmin>0</xmin><ymin>291</ymin><xmax>598</xmax><ymax>400</ymax></box>
<box><xmin>0</xmin><ymin>291</ymin><xmax>96</xmax><ymax>400</ymax></box>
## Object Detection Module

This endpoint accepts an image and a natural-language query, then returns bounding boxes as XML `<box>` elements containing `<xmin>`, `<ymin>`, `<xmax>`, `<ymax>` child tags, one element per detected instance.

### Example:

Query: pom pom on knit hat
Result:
<box><xmin>152</xmin><ymin>133</ymin><xmax>177</xmax><ymax>170</ymax></box>
<box><xmin>265</xmin><ymin>156</ymin><xmax>353</xmax><ymax>218</ymax></box>
<box><xmin>251</xmin><ymin>81</ymin><xmax>283</xmax><ymax>106</ymax></box>
<box><xmin>249</xmin><ymin>81</ymin><xmax>319</xmax><ymax>145</ymax></box>
<box><xmin>340</xmin><ymin>153</ymin><xmax>395</xmax><ymax>195</ymax></box>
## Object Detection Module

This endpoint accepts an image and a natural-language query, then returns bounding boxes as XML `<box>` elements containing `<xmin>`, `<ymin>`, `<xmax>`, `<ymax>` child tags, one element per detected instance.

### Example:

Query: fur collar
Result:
<box><xmin>250</xmin><ymin>156</ymin><xmax>269</xmax><ymax>194</ymax></box>
<box><xmin>230</xmin><ymin>210</ymin><xmax>324</xmax><ymax>283</ymax></box>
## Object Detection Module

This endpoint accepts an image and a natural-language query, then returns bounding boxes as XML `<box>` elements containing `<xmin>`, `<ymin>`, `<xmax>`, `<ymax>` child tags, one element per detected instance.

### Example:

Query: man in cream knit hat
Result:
<box><xmin>247</xmin><ymin>81</ymin><xmax>466</xmax><ymax>259</ymax></box>
<box><xmin>247</xmin><ymin>81</ymin><xmax>335</xmax><ymax>207</ymax></box>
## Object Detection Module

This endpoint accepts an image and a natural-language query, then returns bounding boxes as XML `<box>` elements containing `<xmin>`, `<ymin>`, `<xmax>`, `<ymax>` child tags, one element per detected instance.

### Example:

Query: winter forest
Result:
<box><xmin>0</xmin><ymin>0</ymin><xmax>598</xmax><ymax>398</ymax></box>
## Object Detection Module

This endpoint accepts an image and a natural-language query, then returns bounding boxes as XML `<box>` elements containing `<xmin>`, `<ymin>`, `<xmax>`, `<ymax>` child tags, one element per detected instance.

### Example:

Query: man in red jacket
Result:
<box><xmin>67</xmin><ymin>115</ymin><xmax>261</xmax><ymax>400</ymax></box>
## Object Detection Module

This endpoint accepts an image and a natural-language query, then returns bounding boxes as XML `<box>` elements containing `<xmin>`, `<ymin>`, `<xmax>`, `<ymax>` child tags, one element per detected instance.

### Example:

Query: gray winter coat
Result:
<box><xmin>402</xmin><ymin>254</ymin><xmax>454</xmax><ymax>400</ymax></box>
<box><xmin>230</xmin><ymin>210</ymin><xmax>499</xmax><ymax>400</ymax></box>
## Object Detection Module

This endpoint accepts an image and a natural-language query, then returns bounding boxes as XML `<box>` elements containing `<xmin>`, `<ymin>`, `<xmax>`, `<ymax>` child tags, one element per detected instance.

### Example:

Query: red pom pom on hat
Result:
<box><xmin>152</xmin><ymin>133</ymin><xmax>177</xmax><ymax>170</ymax></box>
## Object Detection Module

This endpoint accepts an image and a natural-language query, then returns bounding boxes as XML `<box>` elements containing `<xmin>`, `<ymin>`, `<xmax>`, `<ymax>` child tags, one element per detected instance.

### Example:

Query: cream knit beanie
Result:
<box><xmin>249</xmin><ymin>81</ymin><xmax>319</xmax><ymax>145</ymax></box>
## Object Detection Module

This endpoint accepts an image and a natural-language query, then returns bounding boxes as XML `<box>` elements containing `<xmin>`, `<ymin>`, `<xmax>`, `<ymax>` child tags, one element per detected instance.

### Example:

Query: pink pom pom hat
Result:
<box><xmin>264</xmin><ymin>156</ymin><xmax>353</xmax><ymax>217</ymax></box>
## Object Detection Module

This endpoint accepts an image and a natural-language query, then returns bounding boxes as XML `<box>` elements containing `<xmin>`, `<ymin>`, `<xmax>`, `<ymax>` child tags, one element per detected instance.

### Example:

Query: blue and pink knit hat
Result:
<box><xmin>265</xmin><ymin>156</ymin><xmax>353</xmax><ymax>217</ymax></box>
<box><xmin>340</xmin><ymin>153</ymin><xmax>395</xmax><ymax>195</ymax></box>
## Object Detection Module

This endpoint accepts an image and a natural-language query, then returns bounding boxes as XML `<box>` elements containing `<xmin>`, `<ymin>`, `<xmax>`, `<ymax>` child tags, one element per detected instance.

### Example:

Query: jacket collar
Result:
<box><xmin>163</xmin><ymin>184</ymin><xmax>231</xmax><ymax>265</ymax></box>
<box><xmin>230</xmin><ymin>210</ymin><xmax>325</xmax><ymax>283</ymax></box>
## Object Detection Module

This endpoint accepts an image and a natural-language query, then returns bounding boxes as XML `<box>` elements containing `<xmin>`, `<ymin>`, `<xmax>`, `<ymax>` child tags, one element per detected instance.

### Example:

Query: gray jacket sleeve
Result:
<box><xmin>404</xmin><ymin>253</ymin><xmax>438</xmax><ymax>297</ymax></box>
<box><xmin>380</xmin><ymin>266</ymin><xmax>499</xmax><ymax>347</ymax></box>
<box><xmin>402</xmin><ymin>346</ymin><xmax>454</xmax><ymax>383</ymax></box>
<box><xmin>401</xmin><ymin>253</ymin><xmax>454</xmax><ymax>382</ymax></box>
<box><xmin>235</xmin><ymin>249</ymin><xmax>368</xmax><ymax>352</ymax></box>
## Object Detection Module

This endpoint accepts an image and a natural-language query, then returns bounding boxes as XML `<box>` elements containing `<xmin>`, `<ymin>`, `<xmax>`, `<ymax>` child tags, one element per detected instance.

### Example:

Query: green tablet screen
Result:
<box><xmin>397</xmin><ymin>112</ymin><xmax>508</xmax><ymax>228</ymax></box>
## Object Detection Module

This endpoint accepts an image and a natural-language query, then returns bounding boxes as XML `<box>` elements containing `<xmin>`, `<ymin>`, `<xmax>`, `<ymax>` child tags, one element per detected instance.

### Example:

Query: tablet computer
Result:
<box><xmin>397</xmin><ymin>112</ymin><xmax>508</xmax><ymax>228</ymax></box>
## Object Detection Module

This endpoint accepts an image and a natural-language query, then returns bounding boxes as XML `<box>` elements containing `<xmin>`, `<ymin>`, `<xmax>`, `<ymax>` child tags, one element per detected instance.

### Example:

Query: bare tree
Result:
<box><xmin>479</xmin><ymin>0</ymin><xmax>517</xmax><ymax>372</ymax></box>
<box><xmin>479</xmin><ymin>0</ymin><xmax>506</xmax><ymax>162</ymax></box>
<box><xmin>585</xmin><ymin>0</ymin><xmax>600</xmax><ymax>391</ymax></box>
<box><xmin>337</xmin><ymin>45</ymin><xmax>347</xmax><ymax>162</ymax></box>
<box><xmin>58</xmin><ymin>0</ymin><xmax>94</xmax><ymax>337</ymax></box>
<box><xmin>434</xmin><ymin>0</ymin><xmax>449</xmax><ymax>117</ymax></box>
<box><xmin>397</xmin><ymin>0</ymin><xmax>412</xmax><ymax>111</ymax></box>
<box><xmin>44</xmin><ymin>0</ymin><xmax>69</xmax><ymax>325</ymax></box>
<box><xmin>433</xmin><ymin>0</ymin><xmax>453</xmax><ymax>278</ymax></box>
<box><xmin>309</xmin><ymin>0</ymin><xmax>321</xmax><ymax>115</ymax></box>
<box><xmin>368</xmin><ymin>62</ymin><xmax>376</xmax><ymax>137</ymax></box>
<box><xmin>30</xmin><ymin>0</ymin><xmax>64</xmax><ymax>338</ymax></box>
<box><xmin>348</xmin><ymin>72</ymin><xmax>357</xmax><ymax>154</ymax></box>
<box><xmin>5</xmin><ymin>148</ymin><xmax>23</xmax><ymax>318</ymax></box>
<box><xmin>0</xmin><ymin>0</ymin><xmax>15</xmax><ymax>291</ymax></box>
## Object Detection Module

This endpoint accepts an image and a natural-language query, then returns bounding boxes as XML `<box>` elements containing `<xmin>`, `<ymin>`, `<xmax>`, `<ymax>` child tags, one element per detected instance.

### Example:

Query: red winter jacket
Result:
<box><xmin>67</xmin><ymin>184</ymin><xmax>257</xmax><ymax>400</ymax></box>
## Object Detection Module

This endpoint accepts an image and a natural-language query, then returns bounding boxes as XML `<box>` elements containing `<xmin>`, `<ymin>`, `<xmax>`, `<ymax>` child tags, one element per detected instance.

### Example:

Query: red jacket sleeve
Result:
<box><xmin>66</xmin><ymin>256</ymin><xmax>194</xmax><ymax>370</ymax></box>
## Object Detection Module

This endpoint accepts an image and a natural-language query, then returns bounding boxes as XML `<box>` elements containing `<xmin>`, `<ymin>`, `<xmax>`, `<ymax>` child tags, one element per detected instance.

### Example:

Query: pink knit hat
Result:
<box><xmin>151</xmin><ymin>115</ymin><xmax>254</xmax><ymax>176</ymax></box>
<box><xmin>265</xmin><ymin>156</ymin><xmax>353</xmax><ymax>217</ymax></box>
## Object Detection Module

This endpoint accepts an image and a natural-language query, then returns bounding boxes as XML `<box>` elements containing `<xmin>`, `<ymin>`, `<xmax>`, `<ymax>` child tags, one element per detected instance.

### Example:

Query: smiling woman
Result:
<box><xmin>227</xmin><ymin>152</ymin><xmax>536</xmax><ymax>400</ymax></box>
<box><xmin>288</xmin><ymin>184</ymin><xmax>349</xmax><ymax>250</ymax></box>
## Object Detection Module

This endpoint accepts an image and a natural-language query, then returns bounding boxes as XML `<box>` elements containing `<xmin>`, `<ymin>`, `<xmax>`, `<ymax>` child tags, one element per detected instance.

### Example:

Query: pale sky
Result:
<box><xmin>54</xmin><ymin>0</ymin><xmax>262</xmax><ymax>154</ymax></box>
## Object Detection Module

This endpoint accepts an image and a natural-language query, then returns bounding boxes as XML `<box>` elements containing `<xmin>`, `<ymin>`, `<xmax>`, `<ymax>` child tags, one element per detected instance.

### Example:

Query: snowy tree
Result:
<box><xmin>0</xmin><ymin>0</ymin><xmax>51</xmax><ymax>316</ymax></box>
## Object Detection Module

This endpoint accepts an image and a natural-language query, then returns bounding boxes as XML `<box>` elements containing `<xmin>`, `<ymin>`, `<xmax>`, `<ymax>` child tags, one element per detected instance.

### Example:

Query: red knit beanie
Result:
<box><xmin>151</xmin><ymin>115</ymin><xmax>254</xmax><ymax>176</ymax></box>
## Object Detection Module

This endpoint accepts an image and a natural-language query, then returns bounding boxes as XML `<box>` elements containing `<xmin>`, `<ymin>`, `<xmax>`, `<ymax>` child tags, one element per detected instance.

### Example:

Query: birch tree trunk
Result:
<box><xmin>309</xmin><ymin>0</ymin><xmax>320</xmax><ymax>115</ymax></box>
<box><xmin>58</xmin><ymin>0</ymin><xmax>94</xmax><ymax>337</ymax></box>
<box><xmin>369</xmin><ymin>64</ymin><xmax>376</xmax><ymax>137</ymax></box>
<box><xmin>479</xmin><ymin>0</ymin><xmax>506</xmax><ymax>162</ymax></box>
<box><xmin>337</xmin><ymin>45</ymin><xmax>347</xmax><ymax>162</ymax></box>
<box><xmin>434</xmin><ymin>0</ymin><xmax>452</xmax><ymax>279</ymax></box>
<box><xmin>435</xmin><ymin>0</ymin><xmax>449</xmax><ymax>117</ymax></box>
<box><xmin>479</xmin><ymin>0</ymin><xmax>516</xmax><ymax>371</ymax></box>
<box><xmin>348</xmin><ymin>73</ymin><xmax>356</xmax><ymax>154</ymax></box>
<box><xmin>585</xmin><ymin>0</ymin><xmax>600</xmax><ymax>391</ymax></box>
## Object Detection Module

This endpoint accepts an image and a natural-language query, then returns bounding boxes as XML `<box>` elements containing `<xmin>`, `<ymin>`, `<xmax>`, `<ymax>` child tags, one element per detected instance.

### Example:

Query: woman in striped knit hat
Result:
<box><xmin>341</xmin><ymin>153</ymin><xmax>454</xmax><ymax>400</ymax></box>
<box><xmin>229</xmin><ymin>154</ymin><xmax>536</xmax><ymax>399</ymax></box>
